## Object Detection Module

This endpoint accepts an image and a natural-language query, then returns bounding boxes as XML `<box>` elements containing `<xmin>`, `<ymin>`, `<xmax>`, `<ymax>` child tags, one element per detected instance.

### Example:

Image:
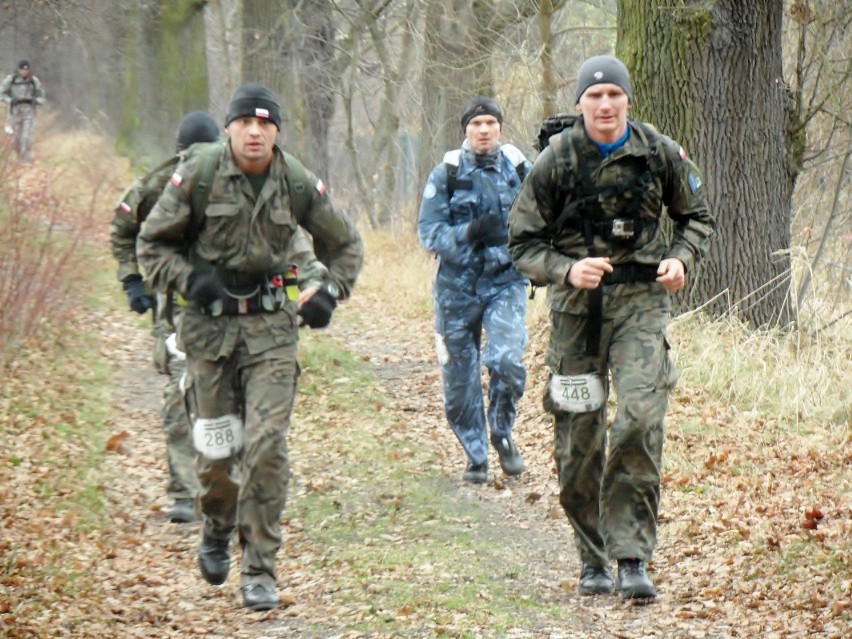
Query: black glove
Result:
<box><xmin>122</xmin><ymin>274</ymin><xmax>153</xmax><ymax>314</ymax></box>
<box><xmin>186</xmin><ymin>271</ymin><xmax>225</xmax><ymax>308</ymax></box>
<box><xmin>298</xmin><ymin>287</ymin><xmax>338</xmax><ymax>329</ymax></box>
<box><xmin>466</xmin><ymin>212</ymin><xmax>507</xmax><ymax>247</ymax></box>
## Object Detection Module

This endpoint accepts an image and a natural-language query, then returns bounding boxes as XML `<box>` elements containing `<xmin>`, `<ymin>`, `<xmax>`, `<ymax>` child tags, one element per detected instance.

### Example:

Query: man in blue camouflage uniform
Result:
<box><xmin>509</xmin><ymin>56</ymin><xmax>714</xmax><ymax>600</ymax></box>
<box><xmin>418</xmin><ymin>96</ymin><xmax>530</xmax><ymax>484</ymax></box>
<box><xmin>0</xmin><ymin>60</ymin><xmax>46</xmax><ymax>162</ymax></box>
<box><xmin>137</xmin><ymin>84</ymin><xmax>363</xmax><ymax>611</ymax></box>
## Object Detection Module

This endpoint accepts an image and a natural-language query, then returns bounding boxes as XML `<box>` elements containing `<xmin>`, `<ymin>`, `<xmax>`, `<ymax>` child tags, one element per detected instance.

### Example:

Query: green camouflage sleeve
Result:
<box><xmin>508</xmin><ymin>144</ymin><xmax>576</xmax><ymax>287</ymax></box>
<box><xmin>291</xmin><ymin>167</ymin><xmax>363</xmax><ymax>300</ymax></box>
<box><xmin>0</xmin><ymin>75</ymin><xmax>12</xmax><ymax>103</ymax></box>
<box><xmin>288</xmin><ymin>226</ymin><xmax>328</xmax><ymax>290</ymax></box>
<box><xmin>109</xmin><ymin>181</ymin><xmax>145</xmax><ymax>281</ymax></box>
<box><xmin>659</xmin><ymin>137</ymin><xmax>715</xmax><ymax>272</ymax></box>
<box><xmin>136</xmin><ymin>156</ymin><xmax>199</xmax><ymax>296</ymax></box>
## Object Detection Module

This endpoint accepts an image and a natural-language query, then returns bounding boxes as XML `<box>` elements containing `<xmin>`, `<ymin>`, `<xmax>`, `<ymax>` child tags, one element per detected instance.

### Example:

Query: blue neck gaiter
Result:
<box><xmin>593</xmin><ymin>127</ymin><xmax>630</xmax><ymax>157</ymax></box>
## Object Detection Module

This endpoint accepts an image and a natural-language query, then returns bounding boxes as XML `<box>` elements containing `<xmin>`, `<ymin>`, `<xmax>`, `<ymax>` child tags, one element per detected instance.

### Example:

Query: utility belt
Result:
<box><xmin>199</xmin><ymin>266</ymin><xmax>300</xmax><ymax>318</ymax></box>
<box><xmin>585</xmin><ymin>262</ymin><xmax>659</xmax><ymax>356</ymax></box>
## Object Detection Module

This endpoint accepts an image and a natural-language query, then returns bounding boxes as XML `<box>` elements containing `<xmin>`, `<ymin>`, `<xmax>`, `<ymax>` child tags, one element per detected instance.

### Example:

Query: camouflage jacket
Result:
<box><xmin>110</xmin><ymin>152</ymin><xmax>328</xmax><ymax>289</ymax></box>
<box><xmin>508</xmin><ymin>117</ymin><xmax>714</xmax><ymax>315</ymax></box>
<box><xmin>418</xmin><ymin>141</ymin><xmax>530</xmax><ymax>294</ymax></box>
<box><xmin>0</xmin><ymin>73</ymin><xmax>45</xmax><ymax>112</ymax></box>
<box><xmin>137</xmin><ymin>142</ymin><xmax>363</xmax><ymax>357</ymax></box>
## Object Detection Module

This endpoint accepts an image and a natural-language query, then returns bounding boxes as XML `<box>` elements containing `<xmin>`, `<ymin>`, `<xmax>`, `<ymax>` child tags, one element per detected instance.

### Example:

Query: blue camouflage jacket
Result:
<box><xmin>418</xmin><ymin>141</ymin><xmax>530</xmax><ymax>294</ymax></box>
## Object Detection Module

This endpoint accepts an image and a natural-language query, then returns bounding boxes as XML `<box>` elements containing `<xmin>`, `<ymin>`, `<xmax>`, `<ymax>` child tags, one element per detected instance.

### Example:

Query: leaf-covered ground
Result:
<box><xmin>1</xmin><ymin>166</ymin><xmax>849</xmax><ymax>638</ymax></box>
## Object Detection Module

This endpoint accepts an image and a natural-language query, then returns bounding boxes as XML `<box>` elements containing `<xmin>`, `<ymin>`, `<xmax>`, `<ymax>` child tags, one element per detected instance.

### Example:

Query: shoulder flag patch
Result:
<box><xmin>169</xmin><ymin>172</ymin><xmax>183</xmax><ymax>187</ymax></box>
<box><xmin>315</xmin><ymin>179</ymin><xmax>326</xmax><ymax>196</ymax></box>
<box><xmin>119</xmin><ymin>201</ymin><xmax>132</xmax><ymax>215</ymax></box>
<box><xmin>678</xmin><ymin>147</ymin><xmax>687</xmax><ymax>160</ymax></box>
<box><xmin>688</xmin><ymin>171</ymin><xmax>702</xmax><ymax>193</ymax></box>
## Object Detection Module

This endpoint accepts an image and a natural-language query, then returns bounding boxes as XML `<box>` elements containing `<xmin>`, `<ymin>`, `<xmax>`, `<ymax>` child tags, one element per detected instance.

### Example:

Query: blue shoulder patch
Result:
<box><xmin>688</xmin><ymin>171</ymin><xmax>702</xmax><ymax>193</ymax></box>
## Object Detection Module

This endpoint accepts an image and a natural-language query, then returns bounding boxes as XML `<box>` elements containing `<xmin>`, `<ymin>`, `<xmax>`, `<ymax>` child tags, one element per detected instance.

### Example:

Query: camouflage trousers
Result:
<box><xmin>434</xmin><ymin>279</ymin><xmax>527</xmax><ymax>466</ymax></box>
<box><xmin>9</xmin><ymin>110</ymin><xmax>35</xmax><ymax>162</ymax></box>
<box><xmin>156</xmin><ymin>346</ymin><xmax>200</xmax><ymax>501</ymax></box>
<box><xmin>543</xmin><ymin>306</ymin><xmax>677</xmax><ymax>566</ymax></box>
<box><xmin>186</xmin><ymin>341</ymin><xmax>299</xmax><ymax>589</ymax></box>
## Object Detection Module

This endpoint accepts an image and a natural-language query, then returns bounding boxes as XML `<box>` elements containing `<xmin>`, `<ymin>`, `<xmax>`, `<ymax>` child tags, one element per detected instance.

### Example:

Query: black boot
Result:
<box><xmin>198</xmin><ymin>532</ymin><xmax>232</xmax><ymax>585</ymax></box>
<box><xmin>462</xmin><ymin>461</ymin><xmax>488</xmax><ymax>484</ymax></box>
<box><xmin>165</xmin><ymin>498</ymin><xmax>197</xmax><ymax>523</ymax></box>
<box><xmin>490</xmin><ymin>434</ymin><xmax>524</xmax><ymax>476</ymax></box>
<box><xmin>578</xmin><ymin>562</ymin><xmax>614</xmax><ymax>595</ymax></box>
<box><xmin>241</xmin><ymin>583</ymin><xmax>279</xmax><ymax>611</ymax></box>
<box><xmin>616</xmin><ymin>559</ymin><xmax>657</xmax><ymax>600</ymax></box>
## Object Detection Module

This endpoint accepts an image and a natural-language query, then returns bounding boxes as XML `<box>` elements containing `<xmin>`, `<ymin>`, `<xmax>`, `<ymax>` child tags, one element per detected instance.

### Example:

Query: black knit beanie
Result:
<box><xmin>460</xmin><ymin>96</ymin><xmax>503</xmax><ymax>131</ymax></box>
<box><xmin>575</xmin><ymin>55</ymin><xmax>633</xmax><ymax>104</ymax></box>
<box><xmin>175</xmin><ymin>111</ymin><xmax>220</xmax><ymax>152</ymax></box>
<box><xmin>225</xmin><ymin>83</ymin><xmax>282</xmax><ymax>130</ymax></box>
<box><xmin>18</xmin><ymin>60</ymin><xmax>29</xmax><ymax>70</ymax></box>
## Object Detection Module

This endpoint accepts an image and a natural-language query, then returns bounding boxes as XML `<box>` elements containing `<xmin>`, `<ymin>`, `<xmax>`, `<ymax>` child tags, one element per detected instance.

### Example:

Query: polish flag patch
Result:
<box><xmin>315</xmin><ymin>180</ymin><xmax>326</xmax><ymax>195</ymax></box>
<box><xmin>678</xmin><ymin>147</ymin><xmax>687</xmax><ymax>160</ymax></box>
<box><xmin>256</xmin><ymin>108</ymin><xmax>269</xmax><ymax>119</ymax></box>
<box><xmin>170</xmin><ymin>172</ymin><xmax>183</xmax><ymax>187</ymax></box>
<box><xmin>119</xmin><ymin>202</ymin><xmax>132</xmax><ymax>215</ymax></box>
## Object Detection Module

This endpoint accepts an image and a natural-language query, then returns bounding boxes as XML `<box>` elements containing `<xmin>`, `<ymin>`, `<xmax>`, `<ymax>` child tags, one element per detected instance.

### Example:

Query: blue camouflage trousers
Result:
<box><xmin>543</xmin><ymin>306</ymin><xmax>678</xmax><ymax>567</ymax></box>
<box><xmin>433</xmin><ymin>279</ymin><xmax>527</xmax><ymax>466</ymax></box>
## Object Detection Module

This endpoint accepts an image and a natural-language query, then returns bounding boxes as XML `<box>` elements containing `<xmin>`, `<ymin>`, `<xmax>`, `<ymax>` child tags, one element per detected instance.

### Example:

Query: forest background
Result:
<box><xmin>0</xmin><ymin>1</ymin><xmax>849</xmax><ymax>637</ymax></box>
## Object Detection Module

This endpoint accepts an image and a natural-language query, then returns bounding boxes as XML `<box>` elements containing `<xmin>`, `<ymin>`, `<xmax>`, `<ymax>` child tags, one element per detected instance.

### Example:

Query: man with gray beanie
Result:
<box><xmin>509</xmin><ymin>56</ymin><xmax>715</xmax><ymax>600</ymax></box>
<box><xmin>138</xmin><ymin>83</ymin><xmax>363</xmax><ymax>611</ymax></box>
<box><xmin>418</xmin><ymin>95</ymin><xmax>531</xmax><ymax>485</ymax></box>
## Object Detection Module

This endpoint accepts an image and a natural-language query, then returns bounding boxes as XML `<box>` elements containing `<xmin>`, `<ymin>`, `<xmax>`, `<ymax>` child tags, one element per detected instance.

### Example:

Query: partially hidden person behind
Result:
<box><xmin>137</xmin><ymin>83</ymin><xmax>363</xmax><ymax>611</ymax></box>
<box><xmin>0</xmin><ymin>59</ymin><xmax>46</xmax><ymax>162</ymax></box>
<box><xmin>418</xmin><ymin>96</ymin><xmax>531</xmax><ymax>485</ymax></box>
<box><xmin>508</xmin><ymin>56</ymin><xmax>715</xmax><ymax>600</ymax></box>
<box><xmin>109</xmin><ymin>111</ymin><xmax>221</xmax><ymax>524</ymax></box>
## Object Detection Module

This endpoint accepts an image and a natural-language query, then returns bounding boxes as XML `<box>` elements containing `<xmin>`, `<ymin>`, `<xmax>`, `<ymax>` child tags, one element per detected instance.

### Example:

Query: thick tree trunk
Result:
<box><xmin>619</xmin><ymin>0</ymin><xmax>795</xmax><ymax>326</ymax></box>
<box><xmin>204</xmin><ymin>0</ymin><xmax>242</xmax><ymax>125</ymax></box>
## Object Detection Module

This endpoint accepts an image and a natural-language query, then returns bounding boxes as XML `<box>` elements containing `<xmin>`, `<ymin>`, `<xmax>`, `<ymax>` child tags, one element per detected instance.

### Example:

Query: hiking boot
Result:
<box><xmin>578</xmin><ymin>562</ymin><xmax>614</xmax><ymax>595</ymax></box>
<box><xmin>490</xmin><ymin>434</ymin><xmax>525</xmax><ymax>476</ymax></box>
<box><xmin>240</xmin><ymin>583</ymin><xmax>279</xmax><ymax>611</ymax></box>
<box><xmin>198</xmin><ymin>533</ymin><xmax>231</xmax><ymax>585</ymax></box>
<box><xmin>616</xmin><ymin>559</ymin><xmax>657</xmax><ymax>600</ymax></box>
<box><xmin>462</xmin><ymin>462</ymin><xmax>488</xmax><ymax>484</ymax></box>
<box><xmin>165</xmin><ymin>498</ymin><xmax>197</xmax><ymax>523</ymax></box>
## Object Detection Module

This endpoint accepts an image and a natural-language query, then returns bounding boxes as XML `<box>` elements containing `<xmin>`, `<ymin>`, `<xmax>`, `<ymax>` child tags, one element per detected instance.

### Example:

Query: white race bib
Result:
<box><xmin>193</xmin><ymin>414</ymin><xmax>244</xmax><ymax>459</ymax></box>
<box><xmin>549</xmin><ymin>373</ymin><xmax>605</xmax><ymax>413</ymax></box>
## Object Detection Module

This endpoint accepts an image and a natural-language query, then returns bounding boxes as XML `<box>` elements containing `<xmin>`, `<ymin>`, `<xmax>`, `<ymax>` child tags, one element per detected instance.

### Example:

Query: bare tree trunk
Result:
<box><xmin>296</xmin><ymin>0</ymin><xmax>336</xmax><ymax>179</ymax></box>
<box><xmin>204</xmin><ymin>0</ymin><xmax>242</xmax><ymax>124</ymax></box>
<box><xmin>619</xmin><ymin>0</ymin><xmax>795</xmax><ymax>326</ymax></box>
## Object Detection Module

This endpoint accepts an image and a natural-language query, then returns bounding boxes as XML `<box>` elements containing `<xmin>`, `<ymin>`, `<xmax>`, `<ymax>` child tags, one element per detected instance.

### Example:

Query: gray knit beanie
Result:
<box><xmin>575</xmin><ymin>55</ymin><xmax>633</xmax><ymax>104</ymax></box>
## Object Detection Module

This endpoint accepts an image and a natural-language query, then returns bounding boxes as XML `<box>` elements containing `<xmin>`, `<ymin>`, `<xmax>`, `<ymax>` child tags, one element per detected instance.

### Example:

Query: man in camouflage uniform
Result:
<box><xmin>137</xmin><ymin>83</ymin><xmax>363</xmax><ymax>611</ymax></box>
<box><xmin>509</xmin><ymin>56</ymin><xmax>714</xmax><ymax>600</ymax></box>
<box><xmin>110</xmin><ymin>111</ymin><xmax>221</xmax><ymax>523</ymax></box>
<box><xmin>1</xmin><ymin>60</ymin><xmax>46</xmax><ymax>162</ymax></box>
<box><xmin>418</xmin><ymin>96</ymin><xmax>530</xmax><ymax>485</ymax></box>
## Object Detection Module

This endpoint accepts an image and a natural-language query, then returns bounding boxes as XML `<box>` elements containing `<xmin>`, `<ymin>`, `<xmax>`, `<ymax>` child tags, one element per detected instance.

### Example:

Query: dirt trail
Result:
<box><xmin>96</xmin><ymin>271</ymin><xmax>688</xmax><ymax>638</ymax></box>
<box><xmin>86</xmin><ymin>246</ymin><xmax>848</xmax><ymax>639</ymax></box>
